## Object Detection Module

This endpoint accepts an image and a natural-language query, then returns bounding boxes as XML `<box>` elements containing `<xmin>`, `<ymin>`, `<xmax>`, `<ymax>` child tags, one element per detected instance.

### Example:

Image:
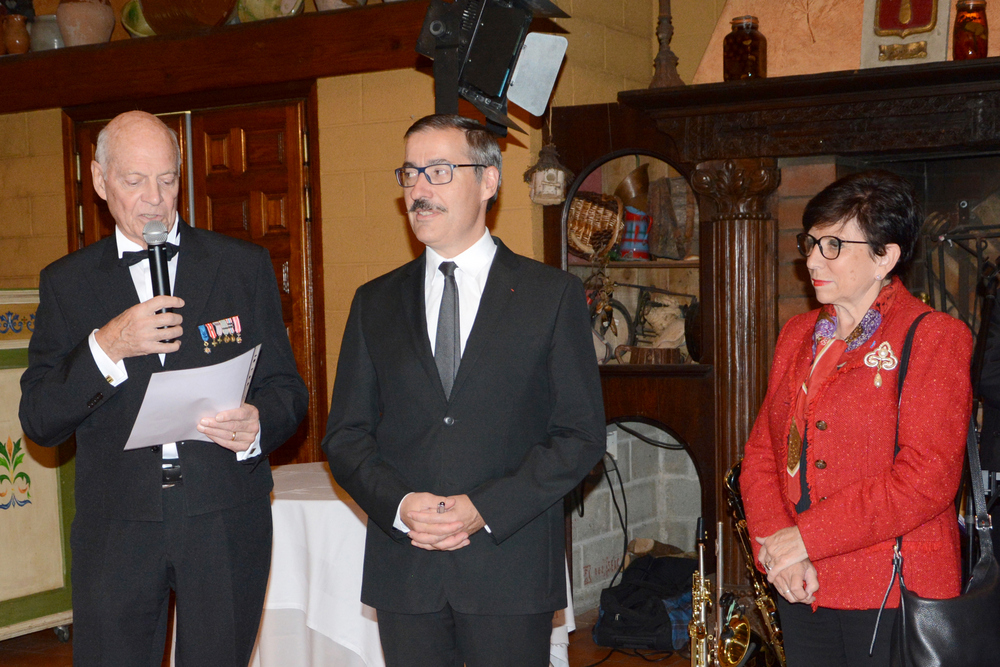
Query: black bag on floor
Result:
<box><xmin>592</xmin><ymin>554</ymin><xmax>696</xmax><ymax>651</ymax></box>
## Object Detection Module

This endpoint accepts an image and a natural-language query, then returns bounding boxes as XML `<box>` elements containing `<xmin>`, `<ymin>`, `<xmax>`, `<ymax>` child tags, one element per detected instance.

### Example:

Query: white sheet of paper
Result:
<box><xmin>123</xmin><ymin>344</ymin><xmax>261</xmax><ymax>451</ymax></box>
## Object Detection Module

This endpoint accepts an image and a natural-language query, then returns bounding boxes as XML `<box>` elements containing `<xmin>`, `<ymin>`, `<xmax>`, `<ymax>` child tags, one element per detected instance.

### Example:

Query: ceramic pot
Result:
<box><xmin>30</xmin><ymin>15</ymin><xmax>65</xmax><ymax>51</ymax></box>
<box><xmin>4</xmin><ymin>14</ymin><xmax>30</xmax><ymax>54</ymax></box>
<box><xmin>139</xmin><ymin>0</ymin><xmax>238</xmax><ymax>34</ymax></box>
<box><xmin>57</xmin><ymin>0</ymin><xmax>115</xmax><ymax>47</ymax></box>
<box><xmin>315</xmin><ymin>0</ymin><xmax>366</xmax><ymax>10</ymax></box>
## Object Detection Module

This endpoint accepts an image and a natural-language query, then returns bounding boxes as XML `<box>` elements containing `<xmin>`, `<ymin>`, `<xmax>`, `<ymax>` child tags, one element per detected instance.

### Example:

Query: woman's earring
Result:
<box><xmin>876</xmin><ymin>274</ymin><xmax>882</xmax><ymax>281</ymax></box>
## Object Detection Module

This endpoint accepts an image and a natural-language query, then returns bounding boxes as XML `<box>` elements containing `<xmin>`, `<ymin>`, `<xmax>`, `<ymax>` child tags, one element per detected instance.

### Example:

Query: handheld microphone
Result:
<box><xmin>143</xmin><ymin>220</ymin><xmax>172</xmax><ymax>314</ymax></box>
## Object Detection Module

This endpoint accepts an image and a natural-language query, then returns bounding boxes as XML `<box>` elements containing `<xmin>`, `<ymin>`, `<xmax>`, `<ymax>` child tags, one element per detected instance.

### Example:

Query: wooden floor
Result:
<box><xmin>0</xmin><ymin>610</ymin><xmax>687</xmax><ymax>667</ymax></box>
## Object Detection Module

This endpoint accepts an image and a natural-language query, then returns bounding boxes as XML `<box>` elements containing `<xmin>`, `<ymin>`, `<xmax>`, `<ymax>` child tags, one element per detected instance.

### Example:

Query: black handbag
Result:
<box><xmin>875</xmin><ymin>312</ymin><xmax>1000</xmax><ymax>666</ymax></box>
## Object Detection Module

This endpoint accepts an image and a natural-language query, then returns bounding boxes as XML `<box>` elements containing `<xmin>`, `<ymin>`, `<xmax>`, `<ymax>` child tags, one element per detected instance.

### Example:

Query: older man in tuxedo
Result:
<box><xmin>19</xmin><ymin>111</ymin><xmax>308</xmax><ymax>666</ymax></box>
<box><xmin>323</xmin><ymin>114</ymin><xmax>606</xmax><ymax>667</ymax></box>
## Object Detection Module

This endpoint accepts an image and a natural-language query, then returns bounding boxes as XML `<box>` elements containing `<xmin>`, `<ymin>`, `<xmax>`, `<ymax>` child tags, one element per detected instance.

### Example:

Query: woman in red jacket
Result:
<box><xmin>741</xmin><ymin>170</ymin><xmax>972</xmax><ymax>666</ymax></box>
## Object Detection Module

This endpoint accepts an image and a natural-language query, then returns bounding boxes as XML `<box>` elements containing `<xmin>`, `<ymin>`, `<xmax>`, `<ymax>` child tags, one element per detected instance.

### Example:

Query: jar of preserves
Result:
<box><xmin>723</xmin><ymin>15</ymin><xmax>767</xmax><ymax>81</ymax></box>
<box><xmin>954</xmin><ymin>0</ymin><xmax>988</xmax><ymax>60</ymax></box>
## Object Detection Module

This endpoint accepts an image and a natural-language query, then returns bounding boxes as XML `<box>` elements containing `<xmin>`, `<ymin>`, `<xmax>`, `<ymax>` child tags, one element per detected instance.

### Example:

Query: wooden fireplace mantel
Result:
<box><xmin>619</xmin><ymin>57</ymin><xmax>1000</xmax><ymax>164</ymax></box>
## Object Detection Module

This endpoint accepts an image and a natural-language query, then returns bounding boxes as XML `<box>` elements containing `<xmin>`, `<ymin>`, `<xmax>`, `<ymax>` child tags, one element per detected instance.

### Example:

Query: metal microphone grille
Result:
<box><xmin>142</xmin><ymin>220</ymin><xmax>168</xmax><ymax>246</ymax></box>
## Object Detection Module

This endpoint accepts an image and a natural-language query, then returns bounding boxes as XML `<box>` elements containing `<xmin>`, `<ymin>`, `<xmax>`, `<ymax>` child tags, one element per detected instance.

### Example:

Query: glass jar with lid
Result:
<box><xmin>954</xmin><ymin>0</ymin><xmax>988</xmax><ymax>60</ymax></box>
<box><xmin>723</xmin><ymin>15</ymin><xmax>767</xmax><ymax>81</ymax></box>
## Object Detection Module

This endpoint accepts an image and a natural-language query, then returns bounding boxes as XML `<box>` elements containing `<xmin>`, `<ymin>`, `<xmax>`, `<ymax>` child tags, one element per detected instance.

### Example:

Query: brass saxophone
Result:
<box><xmin>725</xmin><ymin>461</ymin><xmax>786</xmax><ymax>667</ymax></box>
<box><xmin>687</xmin><ymin>464</ymin><xmax>787</xmax><ymax>667</ymax></box>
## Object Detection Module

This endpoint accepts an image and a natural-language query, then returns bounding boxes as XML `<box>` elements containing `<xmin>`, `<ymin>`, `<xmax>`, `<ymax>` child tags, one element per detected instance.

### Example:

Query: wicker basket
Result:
<box><xmin>567</xmin><ymin>191</ymin><xmax>624</xmax><ymax>260</ymax></box>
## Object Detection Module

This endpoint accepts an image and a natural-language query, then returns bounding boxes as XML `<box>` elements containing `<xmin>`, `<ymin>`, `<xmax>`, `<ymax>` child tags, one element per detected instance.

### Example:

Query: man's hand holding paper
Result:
<box><xmin>123</xmin><ymin>344</ymin><xmax>261</xmax><ymax>450</ymax></box>
<box><xmin>198</xmin><ymin>402</ymin><xmax>260</xmax><ymax>452</ymax></box>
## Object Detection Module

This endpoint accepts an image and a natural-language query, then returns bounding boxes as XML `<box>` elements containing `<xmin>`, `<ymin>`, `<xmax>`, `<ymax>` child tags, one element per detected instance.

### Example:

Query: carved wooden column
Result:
<box><xmin>691</xmin><ymin>158</ymin><xmax>780</xmax><ymax>586</ymax></box>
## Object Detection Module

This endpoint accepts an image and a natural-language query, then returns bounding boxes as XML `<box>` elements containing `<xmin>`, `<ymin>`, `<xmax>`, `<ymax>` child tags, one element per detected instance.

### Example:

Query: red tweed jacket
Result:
<box><xmin>741</xmin><ymin>280</ymin><xmax>972</xmax><ymax>610</ymax></box>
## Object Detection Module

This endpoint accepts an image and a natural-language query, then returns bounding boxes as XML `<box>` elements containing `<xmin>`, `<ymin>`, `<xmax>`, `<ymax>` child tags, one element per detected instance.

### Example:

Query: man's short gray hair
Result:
<box><xmin>94</xmin><ymin>116</ymin><xmax>182</xmax><ymax>172</ymax></box>
<box><xmin>405</xmin><ymin>114</ymin><xmax>502</xmax><ymax>211</ymax></box>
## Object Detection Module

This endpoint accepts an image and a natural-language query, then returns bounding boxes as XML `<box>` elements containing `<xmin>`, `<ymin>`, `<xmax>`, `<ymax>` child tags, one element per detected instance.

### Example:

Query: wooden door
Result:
<box><xmin>69</xmin><ymin>100</ymin><xmax>325</xmax><ymax>465</ymax></box>
<box><xmin>190</xmin><ymin>101</ymin><xmax>324</xmax><ymax>465</ymax></box>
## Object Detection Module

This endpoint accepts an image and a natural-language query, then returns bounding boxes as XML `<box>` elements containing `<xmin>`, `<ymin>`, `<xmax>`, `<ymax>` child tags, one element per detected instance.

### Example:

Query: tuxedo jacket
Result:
<box><xmin>323</xmin><ymin>238</ymin><xmax>606</xmax><ymax>616</ymax></box>
<box><xmin>741</xmin><ymin>281</ymin><xmax>972</xmax><ymax>610</ymax></box>
<box><xmin>19</xmin><ymin>221</ymin><xmax>308</xmax><ymax>521</ymax></box>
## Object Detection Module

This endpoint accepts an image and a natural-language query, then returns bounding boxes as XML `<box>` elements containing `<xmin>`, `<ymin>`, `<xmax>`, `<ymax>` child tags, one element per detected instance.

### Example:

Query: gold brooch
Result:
<box><xmin>864</xmin><ymin>341</ymin><xmax>898</xmax><ymax>388</ymax></box>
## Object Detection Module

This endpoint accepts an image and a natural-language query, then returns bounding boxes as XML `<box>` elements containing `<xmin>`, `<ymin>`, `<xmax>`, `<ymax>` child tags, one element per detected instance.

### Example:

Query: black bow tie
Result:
<box><xmin>119</xmin><ymin>243</ymin><xmax>179</xmax><ymax>268</ymax></box>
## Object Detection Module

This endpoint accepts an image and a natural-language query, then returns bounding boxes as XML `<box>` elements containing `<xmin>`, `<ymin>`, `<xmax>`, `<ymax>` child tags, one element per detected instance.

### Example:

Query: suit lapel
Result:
<box><xmin>92</xmin><ymin>237</ymin><xmax>165</xmax><ymax>379</ymax></box>
<box><xmin>94</xmin><ymin>236</ymin><xmax>141</xmax><ymax>321</ymax></box>
<box><xmin>400</xmin><ymin>255</ymin><xmax>444</xmax><ymax>396</ymax></box>
<box><xmin>450</xmin><ymin>239</ymin><xmax>519</xmax><ymax>398</ymax></box>
<box><xmin>167</xmin><ymin>221</ymin><xmax>222</xmax><ymax>369</ymax></box>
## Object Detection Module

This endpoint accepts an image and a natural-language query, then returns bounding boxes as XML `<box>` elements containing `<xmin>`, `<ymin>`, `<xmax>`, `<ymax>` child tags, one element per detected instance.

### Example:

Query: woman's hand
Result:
<box><xmin>756</xmin><ymin>526</ymin><xmax>809</xmax><ymax>581</ymax></box>
<box><xmin>770</xmin><ymin>559</ymin><xmax>819</xmax><ymax>604</ymax></box>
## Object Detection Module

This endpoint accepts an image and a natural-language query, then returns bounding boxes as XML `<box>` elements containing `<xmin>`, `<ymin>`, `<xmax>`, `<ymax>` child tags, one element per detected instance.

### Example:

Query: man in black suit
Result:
<box><xmin>19</xmin><ymin>111</ymin><xmax>308</xmax><ymax>666</ymax></box>
<box><xmin>323</xmin><ymin>114</ymin><xmax>606</xmax><ymax>667</ymax></box>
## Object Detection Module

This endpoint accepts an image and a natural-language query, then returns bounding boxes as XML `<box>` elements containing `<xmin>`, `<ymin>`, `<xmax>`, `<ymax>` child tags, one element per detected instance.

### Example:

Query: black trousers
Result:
<box><xmin>777</xmin><ymin>597</ymin><xmax>897</xmax><ymax>667</ymax></box>
<box><xmin>69</xmin><ymin>485</ymin><xmax>272</xmax><ymax>667</ymax></box>
<box><xmin>377</xmin><ymin>603</ymin><xmax>554</xmax><ymax>667</ymax></box>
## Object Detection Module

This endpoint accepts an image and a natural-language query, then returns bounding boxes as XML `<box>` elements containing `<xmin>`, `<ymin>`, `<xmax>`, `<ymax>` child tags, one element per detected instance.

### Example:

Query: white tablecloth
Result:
<box><xmin>249</xmin><ymin>462</ymin><xmax>575</xmax><ymax>667</ymax></box>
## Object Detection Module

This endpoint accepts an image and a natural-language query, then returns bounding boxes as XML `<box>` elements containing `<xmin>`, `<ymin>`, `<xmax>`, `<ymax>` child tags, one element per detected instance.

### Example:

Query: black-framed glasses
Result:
<box><xmin>395</xmin><ymin>163</ymin><xmax>486</xmax><ymax>187</ymax></box>
<box><xmin>796</xmin><ymin>232</ymin><xmax>870</xmax><ymax>260</ymax></box>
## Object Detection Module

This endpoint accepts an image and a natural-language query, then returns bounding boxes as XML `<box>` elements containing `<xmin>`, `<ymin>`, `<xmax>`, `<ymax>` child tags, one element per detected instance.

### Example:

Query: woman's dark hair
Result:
<box><xmin>802</xmin><ymin>170</ymin><xmax>921</xmax><ymax>276</ymax></box>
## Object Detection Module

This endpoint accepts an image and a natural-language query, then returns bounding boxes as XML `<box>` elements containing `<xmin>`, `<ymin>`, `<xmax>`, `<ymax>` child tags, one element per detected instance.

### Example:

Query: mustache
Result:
<box><xmin>409</xmin><ymin>198</ymin><xmax>447</xmax><ymax>213</ymax></box>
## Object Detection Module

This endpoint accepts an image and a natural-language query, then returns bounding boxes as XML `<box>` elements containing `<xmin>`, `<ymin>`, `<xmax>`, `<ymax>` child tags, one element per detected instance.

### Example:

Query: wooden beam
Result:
<box><xmin>0</xmin><ymin>1</ymin><xmax>430</xmax><ymax>114</ymax></box>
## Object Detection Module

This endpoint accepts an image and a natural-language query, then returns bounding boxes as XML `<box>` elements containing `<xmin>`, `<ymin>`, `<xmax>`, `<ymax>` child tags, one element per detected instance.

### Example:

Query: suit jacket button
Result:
<box><xmin>816</xmin><ymin>420</ymin><xmax>827</xmax><ymax>430</ymax></box>
<box><xmin>151</xmin><ymin>445</ymin><xmax>160</xmax><ymax>452</ymax></box>
<box><xmin>443</xmin><ymin>417</ymin><xmax>455</xmax><ymax>426</ymax></box>
<box><xmin>815</xmin><ymin>459</ymin><xmax>827</xmax><ymax>469</ymax></box>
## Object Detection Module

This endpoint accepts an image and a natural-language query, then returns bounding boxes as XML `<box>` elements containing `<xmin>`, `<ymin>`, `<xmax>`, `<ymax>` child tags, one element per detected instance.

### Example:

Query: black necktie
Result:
<box><xmin>119</xmin><ymin>243</ymin><xmax>179</xmax><ymax>268</ymax></box>
<box><xmin>435</xmin><ymin>261</ymin><xmax>460</xmax><ymax>399</ymax></box>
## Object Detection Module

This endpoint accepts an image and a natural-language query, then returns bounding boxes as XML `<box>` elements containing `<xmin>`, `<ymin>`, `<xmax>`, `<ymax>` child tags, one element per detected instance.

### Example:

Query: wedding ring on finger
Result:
<box><xmin>785</xmin><ymin>589</ymin><xmax>792</xmax><ymax>596</ymax></box>
<box><xmin>231</xmin><ymin>431</ymin><xmax>237</xmax><ymax>441</ymax></box>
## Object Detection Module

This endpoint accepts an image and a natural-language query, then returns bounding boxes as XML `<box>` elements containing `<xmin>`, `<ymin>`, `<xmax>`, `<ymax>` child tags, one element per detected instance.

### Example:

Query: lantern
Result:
<box><xmin>523</xmin><ymin>143</ymin><xmax>574</xmax><ymax>206</ymax></box>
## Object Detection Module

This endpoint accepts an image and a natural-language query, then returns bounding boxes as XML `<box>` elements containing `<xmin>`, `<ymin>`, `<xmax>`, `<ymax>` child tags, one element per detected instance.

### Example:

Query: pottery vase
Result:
<box><xmin>57</xmin><ymin>0</ymin><xmax>115</xmax><ymax>47</ymax></box>
<box><xmin>30</xmin><ymin>14</ymin><xmax>65</xmax><ymax>51</ymax></box>
<box><xmin>4</xmin><ymin>14</ymin><xmax>30</xmax><ymax>55</ymax></box>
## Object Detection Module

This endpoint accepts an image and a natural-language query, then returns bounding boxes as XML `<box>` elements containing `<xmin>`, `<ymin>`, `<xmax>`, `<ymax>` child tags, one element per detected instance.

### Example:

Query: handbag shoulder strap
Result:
<box><xmin>895</xmin><ymin>310</ymin><xmax>993</xmax><ymax>558</ymax></box>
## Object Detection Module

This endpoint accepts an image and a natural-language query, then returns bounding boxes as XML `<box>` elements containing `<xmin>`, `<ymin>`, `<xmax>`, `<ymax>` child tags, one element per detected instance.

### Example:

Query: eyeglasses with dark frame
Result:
<box><xmin>796</xmin><ymin>232</ymin><xmax>870</xmax><ymax>260</ymax></box>
<box><xmin>395</xmin><ymin>163</ymin><xmax>487</xmax><ymax>188</ymax></box>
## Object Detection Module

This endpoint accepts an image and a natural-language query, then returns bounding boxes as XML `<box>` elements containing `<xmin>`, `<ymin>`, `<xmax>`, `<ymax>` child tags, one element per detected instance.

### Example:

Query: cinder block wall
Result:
<box><xmin>571</xmin><ymin>421</ymin><xmax>700</xmax><ymax>613</ymax></box>
<box><xmin>0</xmin><ymin>109</ymin><xmax>68</xmax><ymax>289</ymax></box>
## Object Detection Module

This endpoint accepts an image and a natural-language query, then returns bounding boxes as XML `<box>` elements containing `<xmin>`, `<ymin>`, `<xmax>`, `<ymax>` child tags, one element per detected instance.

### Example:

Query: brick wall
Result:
<box><xmin>571</xmin><ymin>421</ymin><xmax>700</xmax><ymax>612</ymax></box>
<box><xmin>775</xmin><ymin>157</ymin><xmax>836</xmax><ymax>327</ymax></box>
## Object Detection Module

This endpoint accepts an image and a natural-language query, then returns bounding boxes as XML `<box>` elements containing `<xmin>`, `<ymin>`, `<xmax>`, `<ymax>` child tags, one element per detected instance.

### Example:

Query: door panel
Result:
<box><xmin>191</xmin><ymin>101</ymin><xmax>322</xmax><ymax>465</ymax></box>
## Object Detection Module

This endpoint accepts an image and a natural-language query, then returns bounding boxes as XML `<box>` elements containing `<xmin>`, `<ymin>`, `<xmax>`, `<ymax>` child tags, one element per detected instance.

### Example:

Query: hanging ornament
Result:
<box><xmin>523</xmin><ymin>143</ymin><xmax>574</xmax><ymax>206</ymax></box>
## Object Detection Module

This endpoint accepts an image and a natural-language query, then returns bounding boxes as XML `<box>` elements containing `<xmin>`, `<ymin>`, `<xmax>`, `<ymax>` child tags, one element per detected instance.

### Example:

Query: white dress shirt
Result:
<box><xmin>394</xmin><ymin>229</ymin><xmax>497</xmax><ymax>533</ymax></box>
<box><xmin>88</xmin><ymin>217</ymin><xmax>261</xmax><ymax>460</ymax></box>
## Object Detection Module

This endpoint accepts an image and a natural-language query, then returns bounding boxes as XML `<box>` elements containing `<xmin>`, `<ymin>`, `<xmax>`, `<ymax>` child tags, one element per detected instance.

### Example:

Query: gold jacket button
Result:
<box><xmin>815</xmin><ymin>460</ymin><xmax>827</xmax><ymax>469</ymax></box>
<box><xmin>816</xmin><ymin>420</ymin><xmax>827</xmax><ymax>430</ymax></box>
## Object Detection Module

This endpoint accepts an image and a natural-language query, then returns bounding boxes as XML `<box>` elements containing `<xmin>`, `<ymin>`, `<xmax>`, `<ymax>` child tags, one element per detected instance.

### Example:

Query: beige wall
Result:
<box><xmin>0</xmin><ymin>0</ymin><xmax>722</xmax><ymax>398</ymax></box>
<box><xmin>0</xmin><ymin>109</ymin><xmax>66</xmax><ymax>290</ymax></box>
<box><xmin>316</xmin><ymin>0</ymin><xmax>683</xmax><ymax>384</ymax></box>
